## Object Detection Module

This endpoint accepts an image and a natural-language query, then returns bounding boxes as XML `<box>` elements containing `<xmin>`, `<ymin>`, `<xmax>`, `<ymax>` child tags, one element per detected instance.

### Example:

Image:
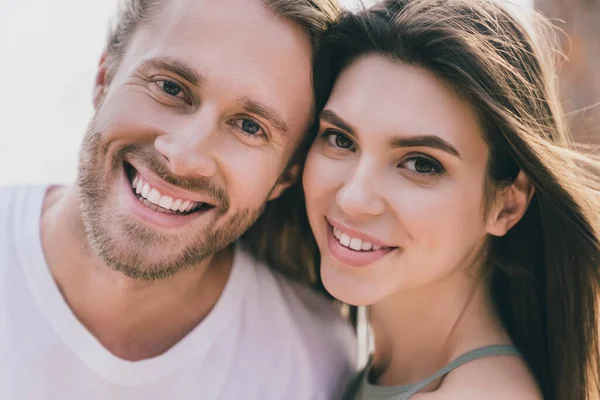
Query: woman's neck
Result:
<box><xmin>369</xmin><ymin>268</ymin><xmax>511</xmax><ymax>387</ymax></box>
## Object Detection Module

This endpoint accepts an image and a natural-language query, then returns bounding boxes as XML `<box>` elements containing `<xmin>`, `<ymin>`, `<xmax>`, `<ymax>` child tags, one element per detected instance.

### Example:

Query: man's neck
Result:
<box><xmin>39</xmin><ymin>184</ymin><xmax>234</xmax><ymax>361</ymax></box>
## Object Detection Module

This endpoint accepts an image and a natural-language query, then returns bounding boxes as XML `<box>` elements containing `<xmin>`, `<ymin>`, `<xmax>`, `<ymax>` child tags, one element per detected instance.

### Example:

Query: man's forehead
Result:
<box><xmin>145</xmin><ymin>0</ymin><xmax>297</xmax><ymax>44</ymax></box>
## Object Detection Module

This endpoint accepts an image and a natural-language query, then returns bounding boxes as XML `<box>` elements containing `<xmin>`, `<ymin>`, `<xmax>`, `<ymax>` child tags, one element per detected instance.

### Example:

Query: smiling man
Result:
<box><xmin>0</xmin><ymin>0</ymin><xmax>355</xmax><ymax>398</ymax></box>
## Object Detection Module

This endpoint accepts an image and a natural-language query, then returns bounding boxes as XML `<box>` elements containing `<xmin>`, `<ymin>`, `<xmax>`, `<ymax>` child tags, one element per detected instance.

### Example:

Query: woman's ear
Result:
<box><xmin>92</xmin><ymin>49</ymin><xmax>109</xmax><ymax>109</ymax></box>
<box><xmin>486</xmin><ymin>171</ymin><xmax>535</xmax><ymax>237</ymax></box>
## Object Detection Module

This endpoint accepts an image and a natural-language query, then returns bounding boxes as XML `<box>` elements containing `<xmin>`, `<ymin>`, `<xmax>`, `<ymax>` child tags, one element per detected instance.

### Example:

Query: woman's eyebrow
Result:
<box><xmin>389</xmin><ymin>135</ymin><xmax>462</xmax><ymax>159</ymax></box>
<box><xmin>320</xmin><ymin>109</ymin><xmax>357</xmax><ymax>136</ymax></box>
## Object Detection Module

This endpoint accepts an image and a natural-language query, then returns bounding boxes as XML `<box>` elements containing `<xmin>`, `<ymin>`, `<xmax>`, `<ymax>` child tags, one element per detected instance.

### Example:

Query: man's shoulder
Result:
<box><xmin>0</xmin><ymin>184</ymin><xmax>46</xmax><ymax>221</ymax></box>
<box><xmin>247</xmin><ymin>250</ymin><xmax>355</xmax><ymax>343</ymax></box>
<box><xmin>0</xmin><ymin>184</ymin><xmax>47</xmax><ymax>207</ymax></box>
<box><xmin>0</xmin><ymin>185</ymin><xmax>49</xmax><ymax>278</ymax></box>
<box><xmin>237</xmin><ymin>248</ymin><xmax>357</xmax><ymax>395</ymax></box>
<box><xmin>0</xmin><ymin>184</ymin><xmax>22</xmax><ymax>206</ymax></box>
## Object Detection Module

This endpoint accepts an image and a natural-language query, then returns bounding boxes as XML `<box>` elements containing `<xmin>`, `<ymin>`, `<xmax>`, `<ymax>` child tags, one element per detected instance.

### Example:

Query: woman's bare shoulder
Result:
<box><xmin>414</xmin><ymin>354</ymin><xmax>542</xmax><ymax>400</ymax></box>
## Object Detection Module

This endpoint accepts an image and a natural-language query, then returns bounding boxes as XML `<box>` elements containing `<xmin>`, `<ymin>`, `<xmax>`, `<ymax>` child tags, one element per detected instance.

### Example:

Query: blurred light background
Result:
<box><xmin>0</xmin><ymin>0</ymin><xmax>597</xmax><ymax>185</ymax></box>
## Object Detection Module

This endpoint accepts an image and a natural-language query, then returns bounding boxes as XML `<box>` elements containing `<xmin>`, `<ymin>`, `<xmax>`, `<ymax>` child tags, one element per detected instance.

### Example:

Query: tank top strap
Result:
<box><xmin>404</xmin><ymin>344</ymin><xmax>521</xmax><ymax>397</ymax></box>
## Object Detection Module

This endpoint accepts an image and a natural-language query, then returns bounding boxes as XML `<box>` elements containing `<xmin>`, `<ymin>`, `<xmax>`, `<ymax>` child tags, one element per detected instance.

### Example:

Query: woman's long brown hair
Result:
<box><xmin>313</xmin><ymin>0</ymin><xmax>600</xmax><ymax>398</ymax></box>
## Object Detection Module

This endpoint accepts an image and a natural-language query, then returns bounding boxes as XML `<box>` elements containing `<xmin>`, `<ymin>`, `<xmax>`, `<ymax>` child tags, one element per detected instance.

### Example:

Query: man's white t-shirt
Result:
<box><xmin>0</xmin><ymin>185</ymin><xmax>356</xmax><ymax>400</ymax></box>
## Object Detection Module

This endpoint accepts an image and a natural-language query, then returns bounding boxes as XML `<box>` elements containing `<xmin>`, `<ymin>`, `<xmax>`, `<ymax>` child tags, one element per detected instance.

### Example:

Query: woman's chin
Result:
<box><xmin>320</xmin><ymin>263</ymin><xmax>380</xmax><ymax>307</ymax></box>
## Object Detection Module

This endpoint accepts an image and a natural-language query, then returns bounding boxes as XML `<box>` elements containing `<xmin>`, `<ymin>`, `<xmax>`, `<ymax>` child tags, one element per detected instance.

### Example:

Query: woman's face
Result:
<box><xmin>303</xmin><ymin>55</ymin><xmax>495</xmax><ymax>306</ymax></box>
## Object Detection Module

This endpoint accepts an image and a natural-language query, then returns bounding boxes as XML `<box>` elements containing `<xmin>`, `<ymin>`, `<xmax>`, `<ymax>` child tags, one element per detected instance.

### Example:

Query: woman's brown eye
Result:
<box><xmin>414</xmin><ymin>158</ymin><xmax>435</xmax><ymax>173</ymax></box>
<box><xmin>334</xmin><ymin>133</ymin><xmax>353</xmax><ymax>149</ymax></box>
<box><xmin>402</xmin><ymin>157</ymin><xmax>443</xmax><ymax>175</ymax></box>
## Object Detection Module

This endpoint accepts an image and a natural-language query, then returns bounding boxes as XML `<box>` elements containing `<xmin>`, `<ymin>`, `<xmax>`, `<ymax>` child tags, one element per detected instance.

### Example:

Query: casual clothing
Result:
<box><xmin>0</xmin><ymin>185</ymin><xmax>356</xmax><ymax>400</ymax></box>
<box><xmin>344</xmin><ymin>344</ymin><xmax>521</xmax><ymax>400</ymax></box>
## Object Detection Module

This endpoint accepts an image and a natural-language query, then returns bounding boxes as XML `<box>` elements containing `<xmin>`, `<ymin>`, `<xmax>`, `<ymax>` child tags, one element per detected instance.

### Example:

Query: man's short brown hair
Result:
<box><xmin>107</xmin><ymin>0</ymin><xmax>340</xmax><ymax>62</ymax></box>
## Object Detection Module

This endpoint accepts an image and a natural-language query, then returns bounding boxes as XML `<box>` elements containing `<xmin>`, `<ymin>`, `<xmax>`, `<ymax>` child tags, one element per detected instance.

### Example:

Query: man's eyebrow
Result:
<box><xmin>237</xmin><ymin>97</ymin><xmax>289</xmax><ymax>134</ymax></box>
<box><xmin>139</xmin><ymin>57</ymin><xmax>202</xmax><ymax>87</ymax></box>
<box><xmin>320</xmin><ymin>110</ymin><xmax>357</xmax><ymax>136</ymax></box>
<box><xmin>390</xmin><ymin>135</ymin><xmax>462</xmax><ymax>159</ymax></box>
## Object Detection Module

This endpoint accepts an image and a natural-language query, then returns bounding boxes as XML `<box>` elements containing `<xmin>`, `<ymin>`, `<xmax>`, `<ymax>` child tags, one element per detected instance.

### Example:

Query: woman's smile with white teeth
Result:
<box><xmin>332</xmin><ymin>226</ymin><xmax>385</xmax><ymax>252</ymax></box>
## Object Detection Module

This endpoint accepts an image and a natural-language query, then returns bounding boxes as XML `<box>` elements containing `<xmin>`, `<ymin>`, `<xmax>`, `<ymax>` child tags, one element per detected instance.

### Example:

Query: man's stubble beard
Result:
<box><xmin>76</xmin><ymin>123</ymin><xmax>266</xmax><ymax>281</ymax></box>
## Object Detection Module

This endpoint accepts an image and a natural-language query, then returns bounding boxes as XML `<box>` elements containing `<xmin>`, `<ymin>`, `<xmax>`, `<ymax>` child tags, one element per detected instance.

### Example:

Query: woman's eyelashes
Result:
<box><xmin>399</xmin><ymin>155</ymin><xmax>445</xmax><ymax>176</ymax></box>
<box><xmin>319</xmin><ymin>129</ymin><xmax>446</xmax><ymax>176</ymax></box>
<box><xmin>322</xmin><ymin>130</ymin><xmax>356</xmax><ymax>152</ymax></box>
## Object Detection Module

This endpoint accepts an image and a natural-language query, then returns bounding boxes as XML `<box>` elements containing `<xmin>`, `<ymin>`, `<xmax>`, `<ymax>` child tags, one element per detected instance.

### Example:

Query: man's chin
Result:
<box><xmin>81</xmin><ymin>215</ymin><xmax>208</xmax><ymax>280</ymax></box>
<box><xmin>94</xmin><ymin>240</ymin><xmax>211</xmax><ymax>281</ymax></box>
<box><xmin>103</xmin><ymin>256</ymin><xmax>196</xmax><ymax>281</ymax></box>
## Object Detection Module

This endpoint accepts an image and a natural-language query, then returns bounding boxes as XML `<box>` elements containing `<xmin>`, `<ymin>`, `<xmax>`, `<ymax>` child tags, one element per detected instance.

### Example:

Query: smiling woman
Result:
<box><xmin>304</xmin><ymin>0</ymin><xmax>600</xmax><ymax>399</ymax></box>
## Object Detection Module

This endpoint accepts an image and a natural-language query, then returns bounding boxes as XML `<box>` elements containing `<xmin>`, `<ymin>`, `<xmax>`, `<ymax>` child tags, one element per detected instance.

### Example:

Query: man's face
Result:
<box><xmin>78</xmin><ymin>0</ymin><xmax>313</xmax><ymax>280</ymax></box>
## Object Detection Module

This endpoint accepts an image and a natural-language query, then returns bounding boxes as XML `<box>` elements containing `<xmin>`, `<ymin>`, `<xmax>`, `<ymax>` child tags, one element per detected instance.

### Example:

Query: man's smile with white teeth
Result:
<box><xmin>125</xmin><ymin>164</ymin><xmax>212</xmax><ymax>216</ymax></box>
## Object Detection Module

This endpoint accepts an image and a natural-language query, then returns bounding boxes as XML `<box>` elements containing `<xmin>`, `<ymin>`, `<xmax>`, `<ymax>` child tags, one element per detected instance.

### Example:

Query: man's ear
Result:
<box><xmin>267</xmin><ymin>164</ymin><xmax>301</xmax><ymax>201</ymax></box>
<box><xmin>93</xmin><ymin>49</ymin><xmax>109</xmax><ymax>109</ymax></box>
<box><xmin>486</xmin><ymin>170</ymin><xmax>535</xmax><ymax>237</ymax></box>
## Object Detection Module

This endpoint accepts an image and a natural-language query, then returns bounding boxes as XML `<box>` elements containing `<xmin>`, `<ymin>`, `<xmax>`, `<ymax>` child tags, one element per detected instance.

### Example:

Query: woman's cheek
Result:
<box><xmin>305</xmin><ymin>151</ymin><xmax>347</xmax><ymax>199</ymax></box>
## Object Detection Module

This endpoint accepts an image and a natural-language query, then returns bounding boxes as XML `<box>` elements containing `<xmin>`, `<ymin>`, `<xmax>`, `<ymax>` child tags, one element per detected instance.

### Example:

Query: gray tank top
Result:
<box><xmin>344</xmin><ymin>344</ymin><xmax>521</xmax><ymax>400</ymax></box>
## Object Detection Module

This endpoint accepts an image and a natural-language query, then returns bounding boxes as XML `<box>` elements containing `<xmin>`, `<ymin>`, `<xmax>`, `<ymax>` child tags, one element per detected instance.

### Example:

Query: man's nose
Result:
<box><xmin>154</xmin><ymin>107</ymin><xmax>219</xmax><ymax>178</ymax></box>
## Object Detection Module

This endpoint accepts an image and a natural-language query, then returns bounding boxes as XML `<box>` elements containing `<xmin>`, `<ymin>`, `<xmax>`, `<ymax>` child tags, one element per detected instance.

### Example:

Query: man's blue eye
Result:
<box><xmin>241</xmin><ymin>119</ymin><xmax>261</xmax><ymax>135</ymax></box>
<box><xmin>161</xmin><ymin>81</ymin><xmax>182</xmax><ymax>97</ymax></box>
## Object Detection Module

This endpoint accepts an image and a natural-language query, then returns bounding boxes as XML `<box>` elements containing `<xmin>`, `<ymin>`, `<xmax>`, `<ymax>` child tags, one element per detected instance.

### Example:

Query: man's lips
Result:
<box><xmin>124</xmin><ymin>161</ymin><xmax>218</xmax><ymax>214</ymax></box>
<box><xmin>120</xmin><ymin>164</ymin><xmax>214</xmax><ymax>229</ymax></box>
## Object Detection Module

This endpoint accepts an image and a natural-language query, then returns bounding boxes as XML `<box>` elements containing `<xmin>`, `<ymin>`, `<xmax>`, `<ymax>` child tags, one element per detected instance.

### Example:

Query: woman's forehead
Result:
<box><xmin>324</xmin><ymin>55</ymin><xmax>487</xmax><ymax>161</ymax></box>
